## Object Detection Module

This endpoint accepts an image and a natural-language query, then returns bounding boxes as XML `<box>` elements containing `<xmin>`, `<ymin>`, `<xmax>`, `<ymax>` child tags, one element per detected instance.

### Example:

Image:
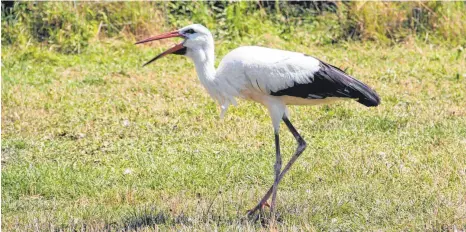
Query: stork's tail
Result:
<box><xmin>318</xmin><ymin>60</ymin><xmax>381</xmax><ymax>107</ymax></box>
<box><xmin>353</xmin><ymin>81</ymin><xmax>380</xmax><ymax>107</ymax></box>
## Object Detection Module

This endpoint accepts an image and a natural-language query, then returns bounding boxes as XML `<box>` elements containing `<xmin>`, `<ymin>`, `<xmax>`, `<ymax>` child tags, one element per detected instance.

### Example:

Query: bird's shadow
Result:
<box><xmin>49</xmin><ymin>205</ymin><xmax>277</xmax><ymax>231</ymax></box>
<box><xmin>116</xmin><ymin>207</ymin><xmax>170</xmax><ymax>230</ymax></box>
<box><xmin>104</xmin><ymin>206</ymin><xmax>189</xmax><ymax>231</ymax></box>
<box><xmin>108</xmin><ymin>206</ymin><xmax>276</xmax><ymax>231</ymax></box>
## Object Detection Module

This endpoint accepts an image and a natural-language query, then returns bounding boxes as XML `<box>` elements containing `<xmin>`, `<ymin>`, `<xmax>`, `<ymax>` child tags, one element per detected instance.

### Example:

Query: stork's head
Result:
<box><xmin>136</xmin><ymin>24</ymin><xmax>213</xmax><ymax>66</ymax></box>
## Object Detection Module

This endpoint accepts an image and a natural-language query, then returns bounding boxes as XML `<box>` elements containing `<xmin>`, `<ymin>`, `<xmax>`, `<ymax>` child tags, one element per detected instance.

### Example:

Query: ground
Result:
<box><xmin>2</xmin><ymin>39</ymin><xmax>466</xmax><ymax>231</ymax></box>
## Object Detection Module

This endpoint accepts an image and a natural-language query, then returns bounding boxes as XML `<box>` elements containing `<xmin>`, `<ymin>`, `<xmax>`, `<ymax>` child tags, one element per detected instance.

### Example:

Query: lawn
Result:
<box><xmin>2</xmin><ymin>38</ymin><xmax>466</xmax><ymax>231</ymax></box>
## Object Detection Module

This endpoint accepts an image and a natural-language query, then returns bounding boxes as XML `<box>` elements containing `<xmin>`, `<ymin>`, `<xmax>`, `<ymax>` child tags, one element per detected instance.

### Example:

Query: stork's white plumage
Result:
<box><xmin>136</xmin><ymin>24</ymin><xmax>380</xmax><ymax>219</ymax></box>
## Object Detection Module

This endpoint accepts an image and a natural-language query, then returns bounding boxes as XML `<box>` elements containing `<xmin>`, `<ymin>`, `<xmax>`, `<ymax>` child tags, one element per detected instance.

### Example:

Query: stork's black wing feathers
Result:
<box><xmin>270</xmin><ymin>59</ymin><xmax>380</xmax><ymax>107</ymax></box>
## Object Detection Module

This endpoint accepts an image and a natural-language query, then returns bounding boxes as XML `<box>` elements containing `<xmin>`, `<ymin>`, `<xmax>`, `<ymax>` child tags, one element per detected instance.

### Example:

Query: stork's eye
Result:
<box><xmin>185</xmin><ymin>29</ymin><xmax>195</xmax><ymax>34</ymax></box>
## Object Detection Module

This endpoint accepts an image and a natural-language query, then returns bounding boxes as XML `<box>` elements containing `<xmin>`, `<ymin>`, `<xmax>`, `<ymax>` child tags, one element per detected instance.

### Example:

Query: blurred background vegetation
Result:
<box><xmin>2</xmin><ymin>1</ymin><xmax>465</xmax><ymax>54</ymax></box>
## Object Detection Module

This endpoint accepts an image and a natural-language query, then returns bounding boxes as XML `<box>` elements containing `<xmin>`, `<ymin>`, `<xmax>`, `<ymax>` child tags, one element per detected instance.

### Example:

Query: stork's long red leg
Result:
<box><xmin>247</xmin><ymin>116</ymin><xmax>307</xmax><ymax>218</ymax></box>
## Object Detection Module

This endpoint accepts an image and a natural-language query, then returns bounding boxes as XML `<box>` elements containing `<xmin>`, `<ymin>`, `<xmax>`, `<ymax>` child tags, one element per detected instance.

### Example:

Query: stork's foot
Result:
<box><xmin>246</xmin><ymin>201</ymin><xmax>270</xmax><ymax>219</ymax></box>
<box><xmin>246</xmin><ymin>202</ymin><xmax>268</xmax><ymax>226</ymax></box>
<box><xmin>246</xmin><ymin>202</ymin><xmax>282</xmax><ymax>226</ymax></box>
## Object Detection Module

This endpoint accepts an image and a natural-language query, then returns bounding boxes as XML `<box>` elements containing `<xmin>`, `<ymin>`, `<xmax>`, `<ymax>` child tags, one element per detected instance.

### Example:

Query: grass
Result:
<box><xmin>2</xmin><ymin>34</ymin><xmax>466</xmax><ymax>230</ymax></box>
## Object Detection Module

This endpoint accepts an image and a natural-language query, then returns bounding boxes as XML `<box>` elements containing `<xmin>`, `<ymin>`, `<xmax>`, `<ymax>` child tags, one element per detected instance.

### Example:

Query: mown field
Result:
<box><xmin>2</xmin><ymin>2</ymin><xmax>466</xmax><ymax>231</ymax></box>
<box><xmin>2</xmin><ymin>36</ymin><xmax>466</xmax><ymax>231</ymax></box>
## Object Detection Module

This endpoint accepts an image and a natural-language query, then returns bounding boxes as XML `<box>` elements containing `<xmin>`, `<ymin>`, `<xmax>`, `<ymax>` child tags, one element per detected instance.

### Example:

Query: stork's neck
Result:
<box><xmin>188</xmin><ymin>45</ymin><xmax>216</xmax><ymax>84</ymax></box>
<box><xmin>187</xmin><ymin>42</ymin><xmax>237</xmax><ymax>117</ymax></box>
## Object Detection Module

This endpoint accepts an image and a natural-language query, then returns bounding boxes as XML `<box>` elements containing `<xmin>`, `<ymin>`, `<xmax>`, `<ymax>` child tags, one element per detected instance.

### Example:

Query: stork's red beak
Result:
<box><xmin>135</xmin><ymin>30</ymin><xmax>186</xmax><ymax>66</ymax></box>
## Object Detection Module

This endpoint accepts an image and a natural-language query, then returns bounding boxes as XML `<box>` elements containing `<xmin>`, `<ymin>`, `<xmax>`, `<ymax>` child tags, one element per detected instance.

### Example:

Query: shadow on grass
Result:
<box><xmin>108</xmin><ymin>205</ymin><xmax>264</xmax><ymax>231</ymax></box>
<box><xmin>46</xmin><ymin>207</ymin><xmax>184</xmax><ymax>231</ymax></box>
<box><xmin>116</xmin><ymin>206</ymin><xmax>169</xmax><ymax>230</ymax></box>
<box><xmin>35</xmin><ymin>191</ymin><xmax>268</xmax><ymax>231</ymax></box>
<box><xmin>49</xmin><ymin>206</ymin><xmax>256</xmax><ymax>231</ymax></box>
<box><xmin>101</xmin><ymin>206</ymin><xmax>193</xmax><ymax>231</ymax></box>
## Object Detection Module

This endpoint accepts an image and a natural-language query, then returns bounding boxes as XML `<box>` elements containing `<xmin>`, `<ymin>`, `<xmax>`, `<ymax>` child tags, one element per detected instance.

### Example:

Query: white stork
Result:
<box><xmin>136</xmin><ymin>24</ymin><xmax>380</xmax><ymax>218</ymax></box>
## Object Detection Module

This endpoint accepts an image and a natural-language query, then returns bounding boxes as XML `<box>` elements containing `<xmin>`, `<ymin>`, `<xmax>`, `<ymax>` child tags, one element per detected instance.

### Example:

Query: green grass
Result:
<box><xmin>2</xmin><ymin>36</ymin><xmax>466</xmax><ymax>231</ymax></box>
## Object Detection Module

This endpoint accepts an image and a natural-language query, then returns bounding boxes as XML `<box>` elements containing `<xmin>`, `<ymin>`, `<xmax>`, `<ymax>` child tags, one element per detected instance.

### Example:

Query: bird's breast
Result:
<box><xmin>279</xmin><ymin>96</ymin><xmax>344</xmax><ymax>105</ymax></box>
<box><xmin>240</xmin><ymin>89</ymin><xmax>344</xmax><ymax>107</ymax></box>
<box><xmin>240</xmin><ymin>89</ymin><xmax>270</xmax><ymax>105</ymax></box>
